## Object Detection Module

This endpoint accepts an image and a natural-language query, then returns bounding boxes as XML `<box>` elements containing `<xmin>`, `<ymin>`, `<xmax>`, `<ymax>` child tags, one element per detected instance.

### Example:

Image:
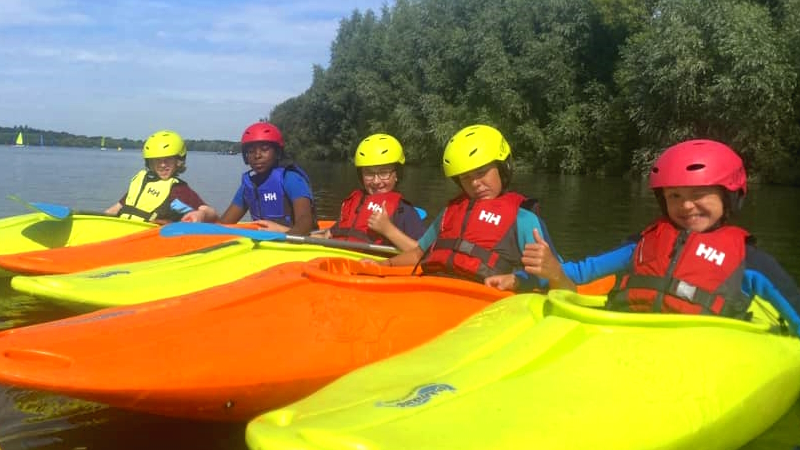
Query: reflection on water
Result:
<box><xmin>0</xmin><ymin>147</ymin><xmax>799</xmax><ymax>449</ymax></box>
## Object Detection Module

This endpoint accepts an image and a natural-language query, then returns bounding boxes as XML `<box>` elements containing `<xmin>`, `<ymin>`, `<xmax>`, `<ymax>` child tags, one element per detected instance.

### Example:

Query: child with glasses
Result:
<box><xmin>325</xmin><ymin>134</ymin><xmax>425</xmax><ymax>251</ymax></box>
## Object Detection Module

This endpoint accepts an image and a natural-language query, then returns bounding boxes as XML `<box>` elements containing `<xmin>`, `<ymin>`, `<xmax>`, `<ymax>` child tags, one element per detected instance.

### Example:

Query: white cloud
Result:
<box><xmin>0</xmin><ymin>0</ymin><xmax>389</xmax><ymax>140</ymax></box>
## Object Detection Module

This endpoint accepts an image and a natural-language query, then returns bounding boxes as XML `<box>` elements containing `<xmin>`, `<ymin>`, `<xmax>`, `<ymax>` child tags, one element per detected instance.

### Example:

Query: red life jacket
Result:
<box><xmin>607</xmin><ymin>218</ymin><xmax>751</xmax><ymax>317</ymax></box>
<box><xmin>330</xmin><ymin>190</ymin><xmax>404</xmax><ymax>245</ymax></box>
<box><xmin>421</xmin><ymin>192</ymin><xmax>526</xmax><ymax>282</ymax></box>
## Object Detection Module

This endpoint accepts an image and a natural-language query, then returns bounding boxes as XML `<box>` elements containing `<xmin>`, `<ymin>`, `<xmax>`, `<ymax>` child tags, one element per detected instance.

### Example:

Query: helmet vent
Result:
<box><xmin>468</xmin><ymin>148</ymin><xmax>478</xmax><ymax>157</ymax></box>
<box><xmin>380</xmin><ymin>149</ymin><xmax>388</xmax><ymax>155</ymax></box>
<box><xmin>686</xmin><ymin>163</ymin><xmax>706</xmax><ymax>171</ymax></box>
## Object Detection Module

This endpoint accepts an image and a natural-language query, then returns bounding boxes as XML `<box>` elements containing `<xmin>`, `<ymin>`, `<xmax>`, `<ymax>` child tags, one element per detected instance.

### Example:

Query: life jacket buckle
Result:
<box><xmin>671</xmin><ymin>279</ymin><xmax>698</xmax><ymax>303</ymax></box>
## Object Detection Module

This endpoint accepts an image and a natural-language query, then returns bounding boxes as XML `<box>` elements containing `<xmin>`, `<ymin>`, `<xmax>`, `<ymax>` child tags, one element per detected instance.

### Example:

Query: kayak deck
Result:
<box><xmin>0</xmin><ymin>213</ymin><xmax>154</xmax><ymax>276</ymax></box>
<box><xmin>246</xmin><ymin>290</ymin><xmax>800</xmax><ymax>450</ymax></box>
<box><xmin>0</xmin><ymin>223</ymin><xmax>264</xmax><ymax>275</ymax></box>
<box><xmin>9</xmin><ymin>238</ymin><xmax>383</xmax><ymax>310</ymax></box>
<box><xmin>0</xmin><ymin>258</ymin><xmax>514</xmax><ymax>421</ymax></box>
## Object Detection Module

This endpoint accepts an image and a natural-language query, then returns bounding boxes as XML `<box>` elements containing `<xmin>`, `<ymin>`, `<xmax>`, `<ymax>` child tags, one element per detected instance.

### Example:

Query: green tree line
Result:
<box><xmin>0</xmin><ymin>126</ymin><xmax>237</xmax><ymax>154</ymax></box>
<box><xmin>269</xmin><ymin>0</ymin><xmax>800</xmax><ymax>184</ymax></box>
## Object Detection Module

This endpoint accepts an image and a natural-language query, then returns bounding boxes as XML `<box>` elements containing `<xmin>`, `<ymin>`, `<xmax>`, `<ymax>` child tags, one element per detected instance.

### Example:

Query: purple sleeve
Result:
<box><xmin>392</xmin><ymin>203</ymin><xmax>426</xmax><ymax>239</ymax></box>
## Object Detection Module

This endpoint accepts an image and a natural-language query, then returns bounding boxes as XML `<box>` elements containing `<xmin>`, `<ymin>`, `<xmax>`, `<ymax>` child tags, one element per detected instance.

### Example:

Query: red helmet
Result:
<box><xmin>241</xmin><ymin>122</ymin><xmax>284</xmax><ymax>163</ymax></box>
<box><xmin>649</xmin><ymin>139</ymin><xmax>747</xmax><ymax>194</ymax></box>
<box><xmin>241</xmin><ymin>122</ymin><xmax>284</xmax><ymax>147</ymax></box>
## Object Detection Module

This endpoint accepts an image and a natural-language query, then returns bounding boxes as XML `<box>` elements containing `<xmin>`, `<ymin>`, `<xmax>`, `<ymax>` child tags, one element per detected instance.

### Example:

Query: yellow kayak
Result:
<box><xmin>0</xmin><ymin>213</ymin><xmax>154</xmax><ymax>276</ymax></box>
<box><xmin>246</xmin><ymin>291</ymin><xmax>800</xmax><ymax>450</ymax></box>
<box><xmin>10</xmin><ymin>240</ymin><xmax>382</xmax><ymax>311</ymax></box>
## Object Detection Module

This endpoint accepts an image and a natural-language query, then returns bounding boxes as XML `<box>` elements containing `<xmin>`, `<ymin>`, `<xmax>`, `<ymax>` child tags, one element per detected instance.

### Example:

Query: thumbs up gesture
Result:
<box><xmin>522</xmin><ymin>228</ymin><xmax>575</xmax><ymax>290</ymax></box>
<box><xmin>367</xmin><ymin>200</ymin><xmax>391</xmax><ymax>235</ymax></box>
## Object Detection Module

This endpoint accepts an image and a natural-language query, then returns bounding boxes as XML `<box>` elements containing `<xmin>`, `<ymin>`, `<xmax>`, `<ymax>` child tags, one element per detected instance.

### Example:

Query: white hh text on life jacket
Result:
<box><xmin>479</xmin><ymin>210</ymin><xmax>501</xmax><ymax>225</ymax></box>
<box><xmin>696</xmin><ymin>243</ymin><xmax>725</xmax><ymax>266</ymax></box>
<box><xmin>263</xmin><ymin>192</ymin><xmax>278</xmax><ymax>201</ymax></box>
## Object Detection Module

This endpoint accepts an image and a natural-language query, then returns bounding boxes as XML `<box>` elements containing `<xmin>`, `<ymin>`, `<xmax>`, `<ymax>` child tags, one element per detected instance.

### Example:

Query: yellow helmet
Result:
<box><xmin>142</xmin><ymin>130</ymin><xmax>187</xmax><ymax>160</ymax></box>
<box><xmin>442</xmin><ymin>125</ymin><xmax>511</xmax><ymax>177</ymax></box>
<box><xmin>354</xmin><ymin>134</ymin><xmax>405</xmax><ymax>167</ymax></box>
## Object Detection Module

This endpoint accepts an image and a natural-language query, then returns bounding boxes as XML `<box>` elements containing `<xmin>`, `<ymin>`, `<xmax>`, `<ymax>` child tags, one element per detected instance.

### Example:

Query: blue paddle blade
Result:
<box><xmin>414</xmin><ymin>207</ymin><xmax>428</xmax><ymax>220</ymax></box>
<box><xmin>7</xmin><ymin>195</ymin><xmax>72</xmax><ymax>219</ymax></box>
<box><xmin>159</xmin><ymin>222</ymin><xmax>287</xmax><ymax>242</ymax></box>
<box><xmin>29</xmin><ymin>202</ymin><xmax>71</xmax><ymax>219</ymax></box>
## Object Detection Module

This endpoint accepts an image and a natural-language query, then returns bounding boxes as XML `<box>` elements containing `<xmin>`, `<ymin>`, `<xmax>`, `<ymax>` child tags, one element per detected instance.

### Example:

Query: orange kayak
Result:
<box><xmin>0</xmin><ymin>257</ymin><xmax>614</xmax><ymax>422</ymax></box>
<box><xmin>0</xmin><ymin>220</ymin><xmax>336</xmax><ymax>275</ymax></box>
<box><xmin>0</xmin><ymin>258</ymin><xmax>513</xmax><ymax>421</ymax></box>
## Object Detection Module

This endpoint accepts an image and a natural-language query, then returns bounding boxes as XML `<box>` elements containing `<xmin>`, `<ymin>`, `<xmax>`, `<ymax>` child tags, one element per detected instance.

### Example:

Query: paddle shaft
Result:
<box><xmin>283</xmin><ymin>234</ymin><xmax>399</xmax><ymax>255</ymax></box>
<box><xmin>159</xmin><ymin>222</ymin><xmax>400</xmax><ymax>256</ymax></box>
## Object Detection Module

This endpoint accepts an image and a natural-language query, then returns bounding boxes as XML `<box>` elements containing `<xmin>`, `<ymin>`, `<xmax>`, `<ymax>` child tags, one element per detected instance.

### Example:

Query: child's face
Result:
<box><xmin>244</xmin><ymin>142</ymin><xmax>280</xmax><ymax>174</ymax></box>
<box><xmin>663</xmin><ymin>186</ymin><xmax>725</xmax><ymax>232</ymax></box>
<box><xmin>457</xmin><ymin>163</ymin><xmax>503</xmax><ymax>200</ymax></box>
<box><xmin>147</xmin><ymin>156</ymin><xmax>180</xmax><ymax>180</ymax></box>
<box><xmin>361</xmin><ymin>164</ymin><xmax>397</xmax><ymax>194</ymax></box>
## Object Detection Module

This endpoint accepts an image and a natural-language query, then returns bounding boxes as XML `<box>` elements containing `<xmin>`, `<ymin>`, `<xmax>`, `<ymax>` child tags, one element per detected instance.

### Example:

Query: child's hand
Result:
<box><xmin>367</xmin><ymin>201</ymin><xmax>391</xmax><ymax>235</ymax></box>
<box><xmin>484</xmin><ymin>274</ymin><xmax>519</xmax><ymax>291</ymax></box>
<box><xmin>255</xmin><ymin>220</ymin><xmax>289</xmax><ymax>232</ymax></box>
<box><xmin>522</xmin><ymin>229</ymin><xmax>560</xmax><ymax>278</ymax></box>
<box><xmin>180</xmin><ymin>210</ymin><xmax>202</xmax><ymax>223</ymax></box>
<box><xmin>522</xmin><ymin>229</ymin><xmax>575</xmax><ymax>290</ymax></box>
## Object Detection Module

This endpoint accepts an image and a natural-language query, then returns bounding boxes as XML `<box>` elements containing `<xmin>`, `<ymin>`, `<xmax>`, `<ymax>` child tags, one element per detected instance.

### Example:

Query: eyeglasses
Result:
<box><xmin>362</xmin><ymin>168</ymin><xmax>395</xmax><ymax>181</ymax></box>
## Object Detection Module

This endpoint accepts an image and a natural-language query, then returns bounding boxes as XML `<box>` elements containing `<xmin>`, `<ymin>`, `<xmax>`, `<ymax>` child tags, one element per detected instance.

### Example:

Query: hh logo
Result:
<box><xmin>696</xmin><ymin>243</ymin><xmax>725</xmax><ymax>266</ymax></box>
<box><xmin>147</xmin><ymin>187</ymin><xmax>160</xmax><ymax>196</ymax></box>
<box><xmin>367</xmin><ymin>201</ymin><xmax>383</xmax><ymax>213</ymax></box>
<box><xmin>262</xmin><ymin>192</ymin><xmax>277</xmax><ymax>202</ymax></box>
<box><xmin>478</xmin><ymin>210</ymin><xmax>501</xmax><ymax>225</ymax></box>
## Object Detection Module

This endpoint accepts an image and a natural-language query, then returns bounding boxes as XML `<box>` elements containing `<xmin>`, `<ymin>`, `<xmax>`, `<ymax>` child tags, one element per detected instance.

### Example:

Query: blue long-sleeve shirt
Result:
<box><xmin>527</xmin><ymin>237</ymin><xmax>800</xmax><ymax>334</ymax></box>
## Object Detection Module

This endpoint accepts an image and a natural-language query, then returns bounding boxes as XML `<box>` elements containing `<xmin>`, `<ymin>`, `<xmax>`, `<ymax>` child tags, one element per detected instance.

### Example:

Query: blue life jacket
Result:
<box><xmin>241</xmin><ymin>165</ymin><xmax>317</xmax><ymax>226</ymax></box>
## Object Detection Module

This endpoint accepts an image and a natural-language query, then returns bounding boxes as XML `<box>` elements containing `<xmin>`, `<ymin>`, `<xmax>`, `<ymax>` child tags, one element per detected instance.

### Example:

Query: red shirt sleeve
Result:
<box><xmin>169</xmin><ymin>184</ymin><xmax>206</xmax><ymax>210</ymax></box>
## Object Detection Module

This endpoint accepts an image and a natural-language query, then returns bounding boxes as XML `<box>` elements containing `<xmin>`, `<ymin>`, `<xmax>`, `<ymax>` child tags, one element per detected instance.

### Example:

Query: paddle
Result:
<box><xmin>159</xmin><ymin>222</ymin><xmax>401</xmax><ymax>256</ymax></box>
<box><xmin>7</xmin><ymin>195</ymin><xmax>107</xmax><ymax>219</ymax></box>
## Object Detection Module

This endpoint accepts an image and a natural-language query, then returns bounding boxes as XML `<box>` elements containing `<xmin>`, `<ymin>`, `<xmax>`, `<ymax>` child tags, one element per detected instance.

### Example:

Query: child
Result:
<box><xmin>219</xmin><ymin>122</ymin><xmax>317</xmax><ymax>235</ymax></box>
<box><xmin>327</xmin><ymin>133</ymin><xmax>425</xmax><ymax>251</ymax></box>
<box><xmin>509</xmin><ymin>139</ymin><xmax>800</xmax><ymax>331</ymax></box>
<box><xmin>376</xmin><ymin>124</ymin><xmax>555</xmax><ymax>288</ymax></box>
<box><xmin>105</xmin><ymin>130</ymin><xmax>218</xmax><ymax>223</ymax></box>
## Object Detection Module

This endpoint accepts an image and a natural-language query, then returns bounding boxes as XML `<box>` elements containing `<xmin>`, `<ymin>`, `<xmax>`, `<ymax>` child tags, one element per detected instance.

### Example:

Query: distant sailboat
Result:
<box><xmin>14</xmin><ymin>131</ymin><xmax>25</xmax><ymax>147</ymax></box>
<box><xmin>39</xmin><ymin>134</ymin><xmax>44</xmax><ymax>146</ymax></box>
<box><xmin>100</xmin><ymin>136</ymin><xmax>107</xmax><ymax>151</ymax></box>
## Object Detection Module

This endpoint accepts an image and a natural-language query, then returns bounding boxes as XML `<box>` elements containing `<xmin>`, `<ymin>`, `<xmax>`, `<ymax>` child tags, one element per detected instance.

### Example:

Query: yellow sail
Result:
<box><xmin>14</xmin><ymin>131</ymin><xmax>24</xmax><ymax>146</ymax></box>
<box><xmin>100</xmin><ymin>136</ymin><xmax>106</xmax><ymax>150</ymax></box>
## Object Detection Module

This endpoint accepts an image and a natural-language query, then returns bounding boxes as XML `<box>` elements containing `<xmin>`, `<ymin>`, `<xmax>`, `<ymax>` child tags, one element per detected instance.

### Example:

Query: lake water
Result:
<box><xmin>0</xmin><ymin>146</ymin><xmax>799</xmax><ymax>449</ymax></box>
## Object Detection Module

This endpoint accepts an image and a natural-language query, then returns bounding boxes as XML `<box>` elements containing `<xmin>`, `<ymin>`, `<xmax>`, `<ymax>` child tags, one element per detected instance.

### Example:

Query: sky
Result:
<box><xmin>0</xmin><ymin>0</ymin><xmax>388</xmax><ymax>141</ymax></box>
